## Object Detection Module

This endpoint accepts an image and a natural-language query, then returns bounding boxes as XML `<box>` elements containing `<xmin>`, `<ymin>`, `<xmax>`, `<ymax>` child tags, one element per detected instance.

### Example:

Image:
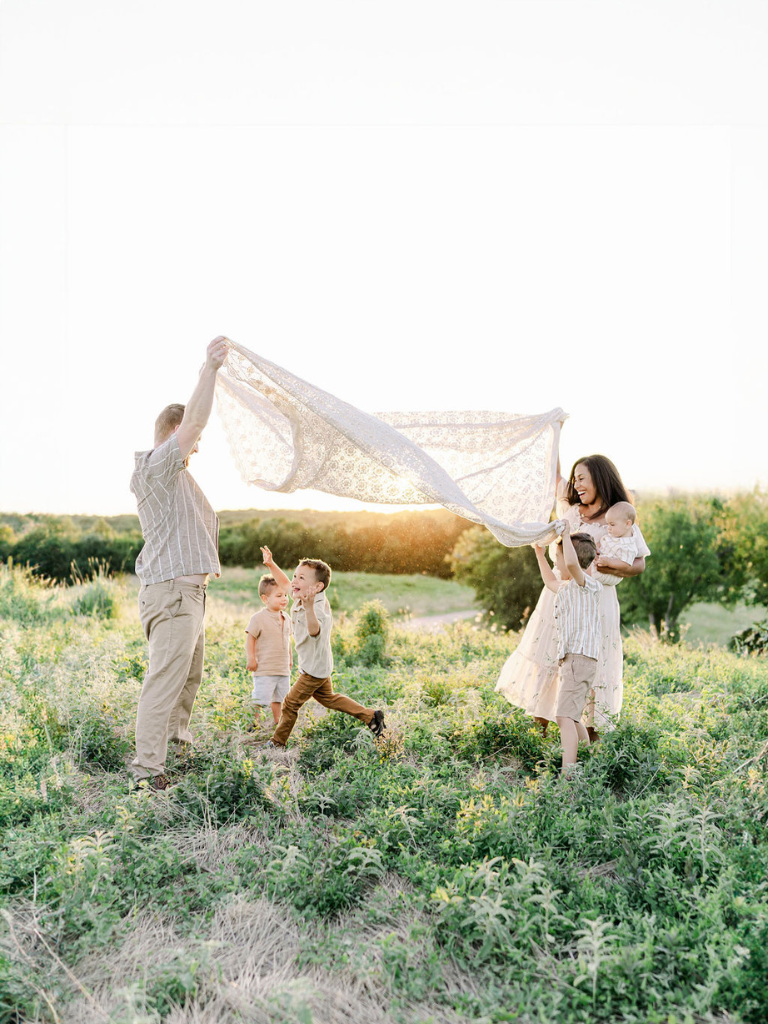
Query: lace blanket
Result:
<box><xmin>215</xmin><ymin>340</ymin><xmax>567</xmax><ymax>547</ymax></box>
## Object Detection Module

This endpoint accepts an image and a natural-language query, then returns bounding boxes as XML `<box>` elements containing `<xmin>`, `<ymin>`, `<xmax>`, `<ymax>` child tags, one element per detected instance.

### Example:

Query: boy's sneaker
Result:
<box><xmin>368</xmin><ymin>710</ymin><xmax>386</xmax><ymax>738</ymax></box>
<box><xmin>264</xmin><ymin>740</ymin><xmax>286</xmax><ymax>751</ymax></box>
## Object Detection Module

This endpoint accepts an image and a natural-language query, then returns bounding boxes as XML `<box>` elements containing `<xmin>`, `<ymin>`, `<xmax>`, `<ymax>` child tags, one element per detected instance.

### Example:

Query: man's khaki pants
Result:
<box><xmin>272</xmin><ymin>672</ymin><xmax>374</xmax><ymax>746</ymax></box>
<box><xmin>132</xmin><ymin>580</ymin><xmax>206</xmax><ymax>780</ymax></box>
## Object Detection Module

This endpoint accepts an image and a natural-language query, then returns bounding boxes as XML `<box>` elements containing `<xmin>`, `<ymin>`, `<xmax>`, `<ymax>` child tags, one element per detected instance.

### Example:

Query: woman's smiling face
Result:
<box><xmin>573</xmin><ymin>463</ymin><xmax>597</xmax><ymax>507</ymax></box>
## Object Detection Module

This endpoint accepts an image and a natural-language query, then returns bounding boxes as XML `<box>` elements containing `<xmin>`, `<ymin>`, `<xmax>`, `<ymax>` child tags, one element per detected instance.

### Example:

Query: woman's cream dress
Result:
<box><xmin>495</xmin><ymin>501</ymin><xmax>650</xmax><ymax>730</ymax></box>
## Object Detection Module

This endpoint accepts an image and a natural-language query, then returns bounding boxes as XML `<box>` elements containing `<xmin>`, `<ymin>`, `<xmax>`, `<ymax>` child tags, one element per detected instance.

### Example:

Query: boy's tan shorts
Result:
<box><xmin>556</xmin><ymin>653</ymin><xmax>598</xmax><ymax>722</ymax></box>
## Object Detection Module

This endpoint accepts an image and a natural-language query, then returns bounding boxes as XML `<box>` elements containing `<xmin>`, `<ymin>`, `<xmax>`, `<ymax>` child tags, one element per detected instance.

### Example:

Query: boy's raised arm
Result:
<box><xmin>260</xmin><ymin>546</ymin><xmax>291</xmax><ymax>590</ymax></box>
<box><xmin>561</xmin><ymin>525</ymin><xmax>586</xmax><ymax>586</ymax></box>
<box><xmin>533</xmin><ymin>544</ymin><xmax>560</xmax><ymax>593</ymax></box>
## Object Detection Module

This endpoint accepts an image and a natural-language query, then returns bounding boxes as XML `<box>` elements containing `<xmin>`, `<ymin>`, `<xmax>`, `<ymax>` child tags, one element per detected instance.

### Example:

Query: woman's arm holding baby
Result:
<box><xmin>594</xmin><ymin>555</ymin><xmax>646</xmax><ymax>578</ymax></box>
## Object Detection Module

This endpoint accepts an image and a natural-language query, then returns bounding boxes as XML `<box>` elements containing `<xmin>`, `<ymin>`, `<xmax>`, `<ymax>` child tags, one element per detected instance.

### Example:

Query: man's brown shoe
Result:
<box><xmin>146</xmin><ymin>773</ymin><xmax>172</xmax><ymax>791</ymax></box>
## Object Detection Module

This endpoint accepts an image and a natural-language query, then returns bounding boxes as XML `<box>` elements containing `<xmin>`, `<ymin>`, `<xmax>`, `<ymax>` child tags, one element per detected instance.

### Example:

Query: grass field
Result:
<box><xmin>205</xmin><ymin>567</ymin><xmax>479</xmax><ymax>621</ymax></box>
<box><xmin>679</xmin><ymin>601</ymin><xmax>761</xmax><ymax>647</ymax></box>
<box><xmin>207</xmin><ymin>567</ymin><xmax>765</xmax><ymax>647</ymax></box>
<box><xmin>2</xmin><ymin>564</ymin><xmax>768</xmax><ymax>1024</ymax></box>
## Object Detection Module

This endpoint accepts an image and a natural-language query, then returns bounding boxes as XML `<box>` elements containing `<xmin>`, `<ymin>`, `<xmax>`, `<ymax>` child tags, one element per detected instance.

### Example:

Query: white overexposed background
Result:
<box><xmin>1</xmin><ymin>1</ymin><xmax>766</xmax><ymax>515</ymax></box>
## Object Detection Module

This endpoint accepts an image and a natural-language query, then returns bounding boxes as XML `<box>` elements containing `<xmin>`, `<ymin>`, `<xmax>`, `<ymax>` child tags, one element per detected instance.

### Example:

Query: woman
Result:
<box><xmin>495</xmin><ymin>454</ymin><xmax>649</xmax><ymax>736</ymax></box>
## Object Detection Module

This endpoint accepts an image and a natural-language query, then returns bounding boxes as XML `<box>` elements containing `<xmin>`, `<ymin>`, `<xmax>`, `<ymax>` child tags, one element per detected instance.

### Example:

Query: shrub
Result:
<box><xmin>450</xmin><ymin>528</ymin><xmax>541</xmax><ymax>630</ymax></box>
<box><xmin>73</xmin><ymin>711</ymin><xmax>131</xmax><ymax>772</ymax></box>
<box><xmin>217</xmin><ymin>510</ymin><xmax>470</xmax><ymax>576</ymax></box>
<box><xmin>452</xmin><ymin>703</ymin><xmax>549</xmax><ymax>770</ymax></box>
<box><xmin>731</xmin><ymin>620</ymin><xmax>768</xmax><ymax>655</ymax></box>
<box><xmin>618</xmin><ymin>498</ymin><xmax>739</xmax><ymax>640</ymax></box>
<box><xmin>69</xmin><ymin>564</ymin><xmax>122</xmax><ymax>620</ymax></box>
<box><xmin>298</xmin><ymin>709</ymin><xmax>373</xmax><ymax>774</ymax></box>
<box><xmin>0</xmin><ymin>561</ymin><xmax>59</xmax><ymax>624</ymax></box>
<box><xmin>172</xmin><ymin>756</ymin><xmax>272</xmax><ymax>824</ymax></box>
<box><xmin>720</xmin><ymin>486</ymin><xmax>768</xmax><ymax>606</ymax></box>
<box><xmin>264</xmin><ymin>839</ymin><xmax>384</xmax><ymax>916</ymax></box>
<box><xmin>353</xmin><ymin>600</ymin><xmax>390</xmax><ymax>666</ymax></box>
<box><xmin>143</xmin><ymin>949</ymin><xmax>217</xmax><ymax>1017</ymax></box>
<box><xmin>8</xmin><ymin>519</ymin><xmax>142</xmax><ymax>581</ymax></box>
<box><xmin>593</xmin><ymin>719</ymin><xmax>669</xmax><ymax>794</ymax></box>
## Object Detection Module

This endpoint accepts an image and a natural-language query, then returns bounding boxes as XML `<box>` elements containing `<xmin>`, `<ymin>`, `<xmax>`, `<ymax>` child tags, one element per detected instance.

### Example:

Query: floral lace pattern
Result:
<box><xmin>215</xmin><ymin>340</ymin><xmax>568</xmax><ymax>547</ymax></box>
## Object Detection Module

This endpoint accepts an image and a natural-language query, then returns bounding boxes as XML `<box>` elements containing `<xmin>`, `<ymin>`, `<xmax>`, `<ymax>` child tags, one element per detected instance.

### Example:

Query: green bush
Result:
<box><xmin>297</xmin><ymin>708</ymin><xmax>374</xmax><ymax>774</ymax></box>
<box><xmin>172</xmin><ymin>756</ymin><xmax>272</xmax><ymax>824</ymax></box>
<box><xmin>0</xmin><ymin>561</ymin><xmax>59</xmax><ymax>624</ymax></box>
<box><xmin>450</xmin><ymin>527</ymin><xmax>542</xmax><ymax>630</ymax></box>
<box><xmin>264</xmin><ymin>838</ymin><xmax>384</xmax><ymax>917</ymax></box>
<box><xmin>69</xmin><ymin>565</ymin><xmax>122</xmax><ymax>620</ymax></box>
<box><xmin>731</xmin><ymin>619</ymin><xmax>768</xmax><ymax>654</ymax></box>
<box><xmin>452</xmin><ymin>703</ymin><xmax>549</xmax><ymax>770</ymax></box>
<box><xmin>73</xmin><ymin>712</ymin><xmax>131</xmax><ymax>772</ymax></box>
<box><xmin>0</xmin><ymin>953</ymin><xmax>51</xmax><ymax>1024</ymax></box>
<box><xmin>143</xmin><ymin>948</ymin><xmax>217</xmax><ymax>1017</ymax></box>
<box><xmin>353</xmin><ymin>600</ymin><xmax>390</xmax><ymax>666</ymax></box>
<box><xmin>8</xmin><ymin>519</ymin><xmax>142</xmax><ymax>581</ymax></box>
<box><xmin>619</xmin><ymin>498</ymin><xmax>740</xmax><ymax>640</ymax></box>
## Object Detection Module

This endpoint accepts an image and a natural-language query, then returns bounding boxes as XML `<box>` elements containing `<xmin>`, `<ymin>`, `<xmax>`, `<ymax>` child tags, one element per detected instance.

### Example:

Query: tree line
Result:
<box><xmin>0</xmin><ymin>509</ymin><xmax>470</xmax><ymax>581</ymax></box>
<box><xmin>3</xmin><ymin>489</ymin><xmax>766</xmax><ymax>641</ymax></box>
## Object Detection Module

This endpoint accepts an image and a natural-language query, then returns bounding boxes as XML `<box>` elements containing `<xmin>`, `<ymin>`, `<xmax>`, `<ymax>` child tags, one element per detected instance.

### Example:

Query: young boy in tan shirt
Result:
<box><xmin>260</xmin><ymin>546</ymin><xmax>386</xmax><ymax>748</ymax></box>
<box><xmin>245</xmin><ymin>574</ymin><xmax>293</xmax><ymax>727</ymax></box>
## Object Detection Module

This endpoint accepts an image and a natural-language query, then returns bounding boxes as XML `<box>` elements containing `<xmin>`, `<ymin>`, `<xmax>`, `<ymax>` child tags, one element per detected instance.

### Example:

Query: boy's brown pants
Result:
<box><xmin>272</xmin><ymin>672</ymin><xmax>374</xmax><ymax>746</ymax></box>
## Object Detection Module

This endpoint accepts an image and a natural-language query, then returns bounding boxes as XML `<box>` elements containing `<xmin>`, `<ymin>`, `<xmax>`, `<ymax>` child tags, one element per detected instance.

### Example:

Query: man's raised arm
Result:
<box><xmin>175</xmin><ymin>336</ymin><xmax>229</xmax><ymax>458</ymax></box>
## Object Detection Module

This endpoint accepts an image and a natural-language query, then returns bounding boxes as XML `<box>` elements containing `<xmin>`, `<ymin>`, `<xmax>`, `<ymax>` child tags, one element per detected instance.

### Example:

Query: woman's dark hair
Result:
<box><xmin>565</xmin><ymin>455</ymin><xmax>632</xmax><ymax>520</ymax></box>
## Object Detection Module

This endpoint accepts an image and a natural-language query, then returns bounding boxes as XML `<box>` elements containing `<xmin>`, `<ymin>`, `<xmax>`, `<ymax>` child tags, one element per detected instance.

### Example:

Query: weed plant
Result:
<box><xmin>0</xmin><ymin>562</ymin><xmax>61</xmax><ymax>626</ymax></box>
<box><xmin>1</xmin><ymin>574</ymin><xmax>767</xmax><ymax>1023</ymax></box>
<box><xmin>69</xmin><ymin>563</ymin><xmax>123</xmax><ymax>620</ymax></box>
<box><xmin>352</xmin><ymin>599</ymin><xmax>390</xmax><ymax>666</ymax></box>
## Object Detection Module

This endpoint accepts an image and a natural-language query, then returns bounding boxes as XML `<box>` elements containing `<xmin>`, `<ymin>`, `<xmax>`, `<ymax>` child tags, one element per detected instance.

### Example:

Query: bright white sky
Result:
<box><xmin>1</xmin><ymin>1</ymin><xmax>766</xmax><ymax>517</ymax></box>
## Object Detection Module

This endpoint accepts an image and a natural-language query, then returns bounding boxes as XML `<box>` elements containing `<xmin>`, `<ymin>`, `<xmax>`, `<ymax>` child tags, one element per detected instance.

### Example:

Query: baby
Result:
<box><xmin>593</xmin><ymin>501</ymin><xmax>639</xmax><ymax>586</ymax></box>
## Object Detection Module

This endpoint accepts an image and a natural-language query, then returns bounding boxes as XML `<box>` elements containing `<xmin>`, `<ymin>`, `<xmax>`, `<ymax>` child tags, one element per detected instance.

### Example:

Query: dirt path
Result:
<box><xmin>398</xmin><ymin>608</ymin><xmax>480</xmax><ymax>632</ymax></box>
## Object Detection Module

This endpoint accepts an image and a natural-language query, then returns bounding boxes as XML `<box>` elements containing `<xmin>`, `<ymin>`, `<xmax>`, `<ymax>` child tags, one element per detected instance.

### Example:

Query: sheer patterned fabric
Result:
<box><xmin>215</xmin><ymin>340</ymin><xmax>568</xmax><ymax>547</ymax></box>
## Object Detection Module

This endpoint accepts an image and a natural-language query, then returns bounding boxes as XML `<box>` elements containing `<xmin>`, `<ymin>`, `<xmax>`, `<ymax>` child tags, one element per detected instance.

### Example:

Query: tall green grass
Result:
<box><xmin>1</xmin><ymin>570</ymin><xmax>767</xmax><ymax>1023</ymax></box>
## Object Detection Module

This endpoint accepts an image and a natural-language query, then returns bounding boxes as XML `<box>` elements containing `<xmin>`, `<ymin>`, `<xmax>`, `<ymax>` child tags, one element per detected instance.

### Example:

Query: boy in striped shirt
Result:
<box><xmin>533</xmin><ymin>523</ymin><xmax>602</xmax><ymax>773</ymax></box>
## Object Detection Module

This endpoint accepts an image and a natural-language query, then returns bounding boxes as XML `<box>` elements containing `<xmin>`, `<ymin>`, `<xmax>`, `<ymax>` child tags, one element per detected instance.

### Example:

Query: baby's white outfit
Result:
<box><xmin>593</xmin><ymin>532</ymin><xmax>640</xmax><ymax>586</ymax></box>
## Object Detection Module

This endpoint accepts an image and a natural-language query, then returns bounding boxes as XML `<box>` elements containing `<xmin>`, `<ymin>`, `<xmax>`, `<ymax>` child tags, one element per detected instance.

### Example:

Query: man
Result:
<box><xmin>129</xmin><ymin>336</ymin><xmax>229</xmax><ymax>789</ymax></box>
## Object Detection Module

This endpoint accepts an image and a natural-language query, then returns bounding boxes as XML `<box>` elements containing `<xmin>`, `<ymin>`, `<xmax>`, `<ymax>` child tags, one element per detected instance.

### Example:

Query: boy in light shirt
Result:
<box><xmin>245</xmin><ymin>575</ymin><xmax>293</xmax><ymax>728</ymax></box>
<box><xmin>260</xmin><ymin>546</ymin><xmax>386</xmax><ymax>749</ymax></box>
<box><xmin>533</xmin><ymin>523</ymin><xmax>602</xmax><ymax>773</ymax></box>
